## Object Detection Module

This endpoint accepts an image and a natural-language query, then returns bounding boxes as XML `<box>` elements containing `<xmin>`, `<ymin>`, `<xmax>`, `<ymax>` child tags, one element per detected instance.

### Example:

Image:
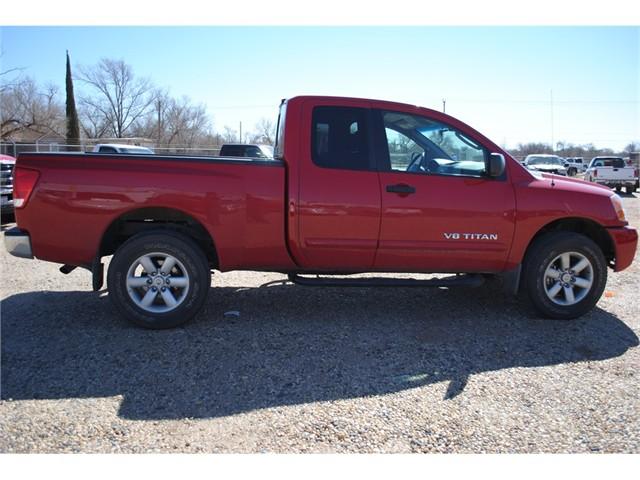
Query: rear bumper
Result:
<box><xmin>4</xmin><ymin>227</ymin><xmax>33</xmax><ymax>259</ymax></box>
<box><xmin>608</xmin><ymin>226</ymin><xmax>638</xmax><ymax>272</ymax></box>
<box><xmin>594</xmin><ymin>179</ymin><xmax>636</xmax><ymax>187</ymax></box>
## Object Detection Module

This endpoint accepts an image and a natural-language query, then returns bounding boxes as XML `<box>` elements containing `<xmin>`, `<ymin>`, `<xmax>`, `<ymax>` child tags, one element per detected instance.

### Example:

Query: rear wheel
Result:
<box><xmin>615</xmin><ymin>186</ymin><xmax>622</xmax><ymax>193</ymax></box>
<box><xmin>523</xmin><ymin>232</ymin><xmax>607</xmax><ymax>319</ymax></box>
<box><xmin>107</xmin><ymin>231</ymin><xmax>211</xmax><ymax>329</ymax></box>
<box><xmin>626</xmin><ymin>186</ymin><xmax>636</xmax><ymax>194</ymax></box>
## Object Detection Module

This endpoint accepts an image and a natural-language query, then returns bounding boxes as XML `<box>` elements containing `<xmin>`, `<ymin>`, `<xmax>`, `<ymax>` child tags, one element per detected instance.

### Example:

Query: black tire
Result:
<box><xmin>567</xmin><ymin>167</ymin><xmax>576</xmax><ymax>177</ymax></box>
<box><xmin>626</xmin><ymin>186</ymin><xmax>636</xmax><ymax>194</ymax></box>
<box><xmin>523</xmin><ymin>231</ymin><xmax>607</xmax><ymax>320</ymax></box>
<box><xmin>615</xmin><ymin>186</ymin><xmax>622</xmax><ymax>193</ymax></box>
<box><xmin>107</xmin><ymin>231</ymin><xmax>211</xmax><ymax>329</ymax></box>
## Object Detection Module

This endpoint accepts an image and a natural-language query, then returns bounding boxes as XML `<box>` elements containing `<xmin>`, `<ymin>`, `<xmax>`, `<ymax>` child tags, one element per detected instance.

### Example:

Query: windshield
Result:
<box><xmin>122</xmin><ymin>147</ymin><xmax>154</xmax><ymax>154</ymax></box>
<box><xmin>527</xmin><ymin>155</ymin><xmax>563</xmax><ymax>166</ymax></box>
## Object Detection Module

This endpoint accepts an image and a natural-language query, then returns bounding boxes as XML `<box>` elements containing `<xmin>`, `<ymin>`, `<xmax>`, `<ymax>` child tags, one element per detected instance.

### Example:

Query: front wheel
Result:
<box><xmin>523</xmin><ymin>232</ymin><xmax>607</xmax><ymax>319</ymax></box>
<box><xmin>107</xmin><ymin>231</ymin><xmax>211</xmax><ymax>329</ymax></box>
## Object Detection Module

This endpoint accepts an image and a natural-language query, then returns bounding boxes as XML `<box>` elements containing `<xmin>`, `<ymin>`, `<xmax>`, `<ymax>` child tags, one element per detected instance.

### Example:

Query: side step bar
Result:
<box><xmin>287</xmin><ymin>273</ymin><xmax>485</xmax><ymax>288</ymax></box>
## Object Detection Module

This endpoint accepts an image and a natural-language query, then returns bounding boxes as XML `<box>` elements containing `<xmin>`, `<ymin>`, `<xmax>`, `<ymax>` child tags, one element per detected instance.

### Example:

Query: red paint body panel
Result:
<box><xmin>607</xmin><ymin>226</ymin><xmax>638</xmax><ymax>271</ymax></box>
<box><xmin>11</xmin><ymin>95</ymin><xmax>637</xmax><ymax>277</ymax></box>
<box><xmin>375</xmin><ymin>172</ymin><xmax>516</xmax><ymax>272</ymax></box>
<box><xmin>292</xmin><ymin>98</ymin><xmax>381</xmax><ymax>270</ymax></box>
<box><xmin>14</xmin><ymin>155</ymin><xmax>295</xmax><ymax>271</ymax></box>
<box><xmin>506</xmin><ymin>173</ymin><xmax>631</xmax><ymax>269</ymax></box>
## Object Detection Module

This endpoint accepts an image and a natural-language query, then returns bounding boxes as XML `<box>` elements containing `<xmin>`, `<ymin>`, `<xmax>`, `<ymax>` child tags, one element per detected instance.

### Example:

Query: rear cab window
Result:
<box><xmin>220</xmin><ymin>145</ymin><xmax>244</xmax><ymax>157</ymax></box>
<box><xmin>311</xmin><ymin>106</ymin><xmax>372</xmax><ymax>171</ymax></box>
<box><xmin>592</xmin><ymin>157</ymin><xmax>625</xmax><ymax>168</ymax></box>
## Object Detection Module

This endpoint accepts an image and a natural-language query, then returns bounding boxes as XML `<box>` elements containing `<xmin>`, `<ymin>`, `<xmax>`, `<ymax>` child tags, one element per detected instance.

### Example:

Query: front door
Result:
<box><xmin>374</xmin><ymin>109</ymin><xmax>516</xmax><ymax>273</ymax></box>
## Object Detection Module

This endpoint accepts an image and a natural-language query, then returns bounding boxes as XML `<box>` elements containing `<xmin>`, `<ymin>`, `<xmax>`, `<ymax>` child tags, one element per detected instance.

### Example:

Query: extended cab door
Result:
<box><xmin>373</xmin><ymin>109</ymin><xmax>516</xmax><ymax>273</ymax></box>
<box><xmin>291</xmin><ymin>102</ymin><xmax>381</xmax><ymax>270</ymax></box>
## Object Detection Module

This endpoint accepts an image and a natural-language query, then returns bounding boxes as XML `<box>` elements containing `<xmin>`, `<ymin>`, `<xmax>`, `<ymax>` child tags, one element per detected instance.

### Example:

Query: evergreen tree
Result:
<box><xmin>65</xmin><ymin>51</ymin><xmax>81</xmax><ymax>150</ymax></box>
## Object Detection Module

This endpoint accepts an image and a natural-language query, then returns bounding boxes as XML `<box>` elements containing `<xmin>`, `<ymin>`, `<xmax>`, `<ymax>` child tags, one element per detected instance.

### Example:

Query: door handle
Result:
<box><xmin>386</xmin><ymin>183</ymin><xmax>416</xmax><ymax>195</ymax></box>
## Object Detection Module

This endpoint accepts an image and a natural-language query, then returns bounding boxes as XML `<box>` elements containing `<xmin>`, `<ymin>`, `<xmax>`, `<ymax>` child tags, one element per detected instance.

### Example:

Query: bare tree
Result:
<box><xmin>78</xmin><ymin>102</ymin><xmax>111</xmax><ymax>139</ymax></box>
<box><xmin>0</xmin><ymin>69</ymin><xmax>26</xmax><ymax>95</ymax></box>
<box><xmin>133</xmin><ymin>93</ymin><xmax>212</xmax><ymax>150</ymax></box>
<box><xmin>1</xmin><ymin>76</ymin><xmax>64</xmax><ymax>140</ymax></box>
<box><xmin>623</xmin><ymin>142</ymin><xmax>640</xmax><ymax>153</ymax></box>
<box><xmin>249</xmin><ymin>117</ymin><xmax>276</xmax><ymax>145</ymax></box>
<box><xmin>78</xmin><ymin>58</ymin><xmax>155</xmax><ymax>138</ymax></box>
<box><xmin>163</xmin><ymin>97</ymin><xmax>210</xmax><ymax>146</ymax></box>
<box><xmin>222</xmin><ymin>125</ymin><xmax>238</xmax><ymax>143</ymax></box>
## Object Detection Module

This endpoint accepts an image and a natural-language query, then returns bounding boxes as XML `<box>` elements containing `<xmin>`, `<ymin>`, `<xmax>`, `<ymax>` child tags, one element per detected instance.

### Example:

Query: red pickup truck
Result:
<box><xmin>5</xmin><ymin>96</ymin><xmax>637</xmax><ymax>329</ymax></box>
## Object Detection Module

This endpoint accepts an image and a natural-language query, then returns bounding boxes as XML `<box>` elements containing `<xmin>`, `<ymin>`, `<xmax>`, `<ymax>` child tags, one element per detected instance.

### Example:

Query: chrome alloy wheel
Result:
<box><xmin>543</xmin><ymin>251</ymin><xmax>594</xmax><ymax>306</ymax></box>
<box><xmin>125</xmin><ymin>252</ymin><xmax>190</xmax><ymax>313</ymax></box>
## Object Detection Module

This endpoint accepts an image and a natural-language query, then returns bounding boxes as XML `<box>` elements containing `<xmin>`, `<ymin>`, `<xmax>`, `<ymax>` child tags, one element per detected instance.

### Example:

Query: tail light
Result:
<box><xmin>635</xmin><ymin>168</ymin><xmax>639</xmax><ymax>178</ymax></box>
<box><xmin>593</xmin><ymin>169</ymin><xmax>597</xmax><ymax>178</ymax></box>
<box><xmin>13</xmin><ymin>167</ymin><xmax>40</xmax><ymax>208</ymax></box>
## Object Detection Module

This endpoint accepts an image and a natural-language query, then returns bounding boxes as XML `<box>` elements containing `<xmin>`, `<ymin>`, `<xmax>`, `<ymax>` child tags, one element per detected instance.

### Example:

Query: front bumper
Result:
<box><xmin>4</xmin><ymin>227</ymin><xmax>33</xmax><ymax>259</ymax></box>
<box><xmin>608</xmin><ymin>226</ymin><xmax>638</xmax><ymax>272</ymax></box>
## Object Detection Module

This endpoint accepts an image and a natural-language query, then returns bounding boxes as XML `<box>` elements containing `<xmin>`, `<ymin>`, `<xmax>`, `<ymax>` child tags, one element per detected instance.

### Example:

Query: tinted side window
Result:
<box><xmin>245</xmin><ymin>146</ymin><xmax>266</xmax><ymax>158</ymax></box>
<box><xmin>221</xmin><ymin>146</ymin><xmax>243</xmax><ymax>157</ymax></box>
<box><xmin>312</xmin><ymin>107</ymin><xmax>371</xmax><ymax>171</ymax></box>
<box><xmin>99</xmin><ymin>147</ymin><xmax>117</xmax><ymax>153</ymax></box>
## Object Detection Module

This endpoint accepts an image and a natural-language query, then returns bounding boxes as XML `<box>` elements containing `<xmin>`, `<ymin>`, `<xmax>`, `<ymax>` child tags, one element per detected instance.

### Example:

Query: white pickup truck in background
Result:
<box><xmin>585</xmin><ymin>156</ymin><xmax>638</xmax><ymax>194</ymax></box>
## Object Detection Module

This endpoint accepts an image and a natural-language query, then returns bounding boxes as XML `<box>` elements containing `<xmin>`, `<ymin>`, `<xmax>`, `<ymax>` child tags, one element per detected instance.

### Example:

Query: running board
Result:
<box><xmin>287</xmin><ymin>273</ymin><xmax>485</xmax><ymax>288</ymax></box>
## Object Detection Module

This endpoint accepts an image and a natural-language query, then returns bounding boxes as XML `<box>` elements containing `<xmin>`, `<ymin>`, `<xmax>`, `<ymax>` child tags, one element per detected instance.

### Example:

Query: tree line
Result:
<box><xmin>510</xmin><ymin>141</ymin><xmax>639</xmax><ymax>160</ymax></box>
<box><xmin>1</xmin><ymin>56</ymin><xmax>276</xmax><ymax>149</ymax></box>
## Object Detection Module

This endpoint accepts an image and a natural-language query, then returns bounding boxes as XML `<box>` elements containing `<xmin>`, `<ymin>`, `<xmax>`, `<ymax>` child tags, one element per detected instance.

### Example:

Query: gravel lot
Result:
<box><xmin>1</xmin><ymin>195</ymin><xmax>638</xmax><ymax>453</ymax></box>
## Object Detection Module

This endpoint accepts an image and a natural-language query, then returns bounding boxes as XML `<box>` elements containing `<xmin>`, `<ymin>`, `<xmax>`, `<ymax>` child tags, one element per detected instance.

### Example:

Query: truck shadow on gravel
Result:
<box><xmin>1</xmin><ymin>283</ymin><xmax>638</xmax><ymax>420</ymax></box>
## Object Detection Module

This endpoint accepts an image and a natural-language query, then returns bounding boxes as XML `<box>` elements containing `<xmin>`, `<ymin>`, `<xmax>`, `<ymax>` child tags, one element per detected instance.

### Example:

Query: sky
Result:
<box><xmin>1</xmin><ymin>26</ymin><xmax>638</xmax><ymax>150</ymax></box>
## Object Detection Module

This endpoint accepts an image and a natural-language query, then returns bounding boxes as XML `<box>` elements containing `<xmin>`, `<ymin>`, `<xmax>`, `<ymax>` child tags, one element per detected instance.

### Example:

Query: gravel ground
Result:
<box><xmin>1</xmin><ymin>194</ymin><xmax>638</xmax><ymax>453</ymax></box>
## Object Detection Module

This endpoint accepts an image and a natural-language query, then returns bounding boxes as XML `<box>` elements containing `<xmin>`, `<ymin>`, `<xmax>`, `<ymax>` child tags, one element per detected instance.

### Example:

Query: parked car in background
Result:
<box><xmin>626</xmin><ymin>152</ymin><xmax>640</xmax><ymax>190</ymax></box>
<box><xmin>563</xmin><ymin>157</ymin><xmax>586</xmax><ymax>176</ymax></box>
<box><xmin>92</xmin><ymin>144</ymin><xmax>155</xmax><ymax>155</ymax></box>
<box><xmin>585</xmin><ymin>156</ymin><xmax>638</xmax><ymax>194</ymax></box>
<box><xmin>523</xmin><ymin>154</ymin><xmax>568</xmax><ymax>176</ymax></box>
<box><xmin>219</xmin><ymin>144</ymin><xmax>274</xmax><ymax>159</ymax></box>
<box><xmin>1</xmin><ymin>154</ymin><xmax>16</xmax><ymax>217</ymax></box>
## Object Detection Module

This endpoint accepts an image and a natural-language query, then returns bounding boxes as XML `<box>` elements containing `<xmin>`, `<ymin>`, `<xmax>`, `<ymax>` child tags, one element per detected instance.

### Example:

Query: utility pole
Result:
<box><xmin>550</xmin><ymin>89</ymin><xmax>554</xmax><ymax>152</ymax></box>
<box><xmin>239</xmin><ymin>121</ymin><xmax>242</xmax><ymax>143</ymax></box>
<box><xmin>442</xmin><ymin>99</ymin><xmax>446</xmax><ymax>113</ymax></box>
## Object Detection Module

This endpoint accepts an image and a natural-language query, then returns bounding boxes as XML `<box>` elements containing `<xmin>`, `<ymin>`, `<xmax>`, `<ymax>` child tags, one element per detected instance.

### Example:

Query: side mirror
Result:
<box><xmin>488</xmin><ymin>153</ymin><xmax>506</xmax><ymax>177</ymax></box>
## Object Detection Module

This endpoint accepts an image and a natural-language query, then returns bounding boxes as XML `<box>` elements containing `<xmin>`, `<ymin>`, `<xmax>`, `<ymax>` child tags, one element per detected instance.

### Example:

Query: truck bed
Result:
<box><xmin>14</xmin><ymin>152</ymin><xmax>295</xmax><ymax>271</ymax></box>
